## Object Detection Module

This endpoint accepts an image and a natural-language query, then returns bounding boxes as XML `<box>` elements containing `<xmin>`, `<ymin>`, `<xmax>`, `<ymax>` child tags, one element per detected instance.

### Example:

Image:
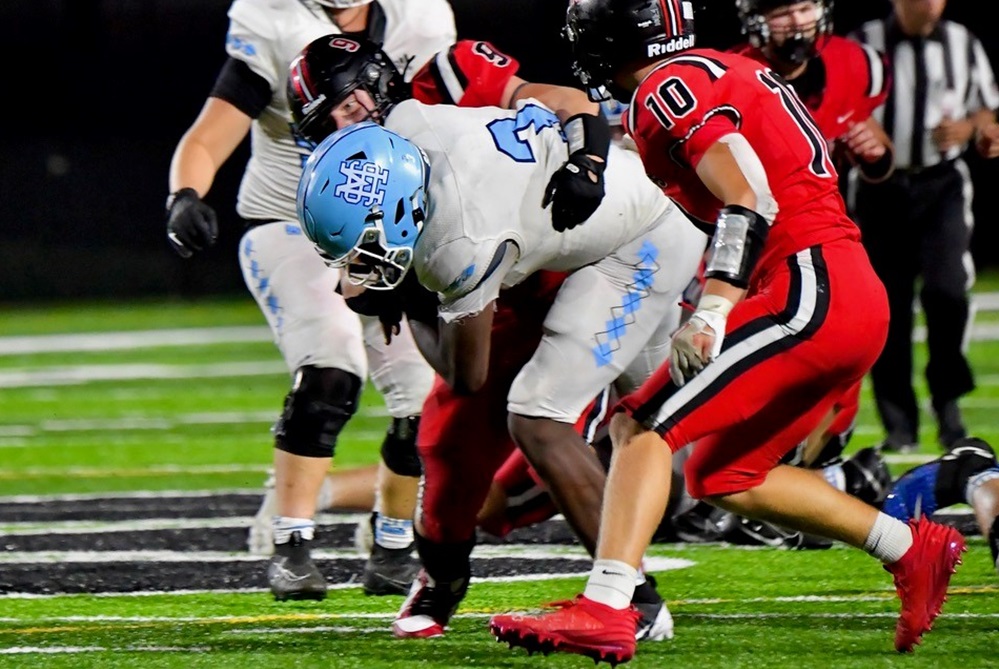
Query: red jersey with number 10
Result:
<box><xmin>623</xmin><ymin>48</ymin><xmax>860</xmax><ymax>281</ymax></box>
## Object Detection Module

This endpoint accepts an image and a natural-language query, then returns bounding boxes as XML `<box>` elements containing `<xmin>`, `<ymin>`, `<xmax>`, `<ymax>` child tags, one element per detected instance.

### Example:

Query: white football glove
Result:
<box><xmin>669</xmin><ymin>295</ymin><xmax>734</xmax><ymax>386</ymax></box>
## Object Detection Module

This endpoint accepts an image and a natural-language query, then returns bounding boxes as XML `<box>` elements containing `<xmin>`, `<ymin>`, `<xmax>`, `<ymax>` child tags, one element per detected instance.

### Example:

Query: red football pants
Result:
<box><xmin>416</xmin><ymin>273</ymin><xmax>562</xmax><ymax>543</ymax></box>
<box><xmin>621</xmin><ymin>240</ymin><xmax>889</xmax><ymax>498</ymax></box>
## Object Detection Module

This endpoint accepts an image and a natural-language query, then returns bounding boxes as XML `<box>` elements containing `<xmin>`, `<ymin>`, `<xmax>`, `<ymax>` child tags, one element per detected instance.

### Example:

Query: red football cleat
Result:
<box><xmin>885</xmin><ymin>516</ymin><xmax>966</xmax><ymax>652</ymax></box>
<box><xmin>489</xmin><ymin>595</ymin><xmax>640</xmax><ymax>666</ymax></box>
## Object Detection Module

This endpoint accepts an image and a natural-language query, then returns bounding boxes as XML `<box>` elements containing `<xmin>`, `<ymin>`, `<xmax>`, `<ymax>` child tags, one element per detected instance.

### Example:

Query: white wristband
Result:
<box><xmin>696</xmin><ymin>294</ymin><xmax>735</xmax><ymax>318</ymax></box>
<box><xmin>564</xmin><ymin>116</ymin><xmax>586</xmax><ymax>155</ymax></box>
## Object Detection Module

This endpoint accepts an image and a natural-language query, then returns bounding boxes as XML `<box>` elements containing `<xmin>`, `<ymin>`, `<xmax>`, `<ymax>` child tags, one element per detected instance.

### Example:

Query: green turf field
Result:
<box><xmin>1</xmin><ymin>290</ymin><xmax>998</xmax><ymax>667</ymax></box>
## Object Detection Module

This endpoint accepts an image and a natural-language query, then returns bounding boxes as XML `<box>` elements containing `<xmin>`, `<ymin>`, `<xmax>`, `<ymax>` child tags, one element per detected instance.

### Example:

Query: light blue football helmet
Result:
<box><xmin>297</xmin><ymin>121</ymin><xmax>430</xmax><ymax>290</ymax></box>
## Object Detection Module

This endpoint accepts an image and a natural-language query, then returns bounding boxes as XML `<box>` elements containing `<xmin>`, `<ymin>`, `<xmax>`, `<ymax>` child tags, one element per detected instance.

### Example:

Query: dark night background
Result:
<box><xmin>1</xmin><ymin>0</ymin><xmax>996</xmax><ymax>302</ymax></box>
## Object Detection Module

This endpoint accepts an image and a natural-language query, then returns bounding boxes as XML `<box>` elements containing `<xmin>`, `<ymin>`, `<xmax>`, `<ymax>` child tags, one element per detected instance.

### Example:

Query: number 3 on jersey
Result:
<box><xmin>487</xmin><ymin>104</ymin><xmax>564</xmax><ymax>163</ymax></box>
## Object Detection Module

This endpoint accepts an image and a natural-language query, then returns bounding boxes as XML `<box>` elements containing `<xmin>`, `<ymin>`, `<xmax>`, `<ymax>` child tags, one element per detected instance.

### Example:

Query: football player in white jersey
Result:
<box><xmin>164</xmin><ymin>0</ymin><xmax>455</xmax><ymax>601</ymax></box>
<box><xmin>293</xmin><ymin>39</ymin><xmax>707</xmax><ymax>635</ymax></box>
<box><xmin>287</xmin><ymin>34</ymin><xmax>676</xmax><ymax>642</ymax></box>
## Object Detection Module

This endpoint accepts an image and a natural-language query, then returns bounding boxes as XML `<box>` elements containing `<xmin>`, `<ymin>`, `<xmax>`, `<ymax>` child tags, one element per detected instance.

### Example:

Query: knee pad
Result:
<box><xmin>274</xmin><ymin>366</ymin><xmax>363</xmax><ymax>458</ymax></box>
<box><xmin>380</xmin><ymin>416</ymin><xmax>422</xmax><ymax>477</ymax></box>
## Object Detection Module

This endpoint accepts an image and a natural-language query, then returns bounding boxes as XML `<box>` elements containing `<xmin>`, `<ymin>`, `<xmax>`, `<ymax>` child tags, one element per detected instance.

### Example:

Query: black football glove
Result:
<box><xmin>343</xmin><ymin>286</ymin><xmax>405</xmax><ymax>339</ymax></box>
<box><xmin>165</xmin><ymin>188</ymin><xmax>219</xmax><ymax>258</ymax></box>
<box><xmin>343</xmin><ymin>271</ymin><xmax>439</xmax><ymax>344</ymax></box>
<box><xmin>543</xmin><ymin>113</ymin><xmax>611</xmax><ymax>232</ymax></box>
<box><xmin>397</xmin><ymin>270</ymin><xmax>440</xmax><ymax>327</ymax></box>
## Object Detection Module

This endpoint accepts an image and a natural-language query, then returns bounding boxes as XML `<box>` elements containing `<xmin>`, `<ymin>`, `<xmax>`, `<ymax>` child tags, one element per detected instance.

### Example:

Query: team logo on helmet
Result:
<box><xmin>334</xmin><ymin>160</ymin><xmax>389</xmax><ymax>207</ymax></box>
<box><xmin>328</xmin><ymin>37</ymin><xmax>361</xmax><ymax>52</ymax></box>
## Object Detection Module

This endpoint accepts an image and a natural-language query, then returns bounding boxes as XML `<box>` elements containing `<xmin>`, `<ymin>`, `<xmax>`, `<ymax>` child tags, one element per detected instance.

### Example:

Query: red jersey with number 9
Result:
<box><xmin>623</xmin><ymin>48</ymin><xmax>860</xmax><ymax>281</ymax></box>
<box><xmin>411</xmin><ymin>40</ymin><xmax>520</xmax><ymax>108</ymax></box>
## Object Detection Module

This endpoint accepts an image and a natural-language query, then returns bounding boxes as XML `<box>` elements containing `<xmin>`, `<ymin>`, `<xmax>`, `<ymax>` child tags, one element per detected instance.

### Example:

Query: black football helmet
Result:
<box><xmin>564</xmin><ymin>0</ymin><xmax>697</xmax><ymax>101</ymax></box>
<box><xmin>287</xmin><ymin>33</ymin><xmax>408</xmax><ymax>146</ymax></box>
<box><xmin>736</xmin><ymin>0</ymin><xmax>833</xmax><ymax>66</ymax></box>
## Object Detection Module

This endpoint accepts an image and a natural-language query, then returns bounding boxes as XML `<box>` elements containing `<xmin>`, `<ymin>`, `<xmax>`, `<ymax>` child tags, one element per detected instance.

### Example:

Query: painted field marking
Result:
<box><xmin>2</xmin><ymin>587</ymin><xmax>997</xmax><ymax>626</ymax></box>
<box><xmin>7</xmin><ymin>296</ymin><xmax>999</xmax><ymax>358</ymax></box>
<box><xmin>0</xmin><ymin>327</ymin><xmax>272</xmax><ymax>355</ymax></box>
<box><xmin>0</xmin><ymin>645</ymin><xmax>210</xmax><ymax>655</ymax></box>
<box><xmin>0</xmin><ymin>464</ymin><xmax>271</xmax><ymax>479</ymax></box>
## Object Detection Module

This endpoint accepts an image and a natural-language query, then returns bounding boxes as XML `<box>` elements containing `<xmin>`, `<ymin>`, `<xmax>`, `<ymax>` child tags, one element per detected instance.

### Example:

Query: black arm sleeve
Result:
<box><xmin>209</xmin><ymin>57</ymin><xmax>273</xmax><ymax>119</ymax></box>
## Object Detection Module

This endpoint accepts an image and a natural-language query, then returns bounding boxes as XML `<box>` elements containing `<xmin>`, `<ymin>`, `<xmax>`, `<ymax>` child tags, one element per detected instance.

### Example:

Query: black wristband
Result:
<box><xmin>564</xmin><ymin>112</ymin><xmax>611</xmax><ymax>161</ymax></box>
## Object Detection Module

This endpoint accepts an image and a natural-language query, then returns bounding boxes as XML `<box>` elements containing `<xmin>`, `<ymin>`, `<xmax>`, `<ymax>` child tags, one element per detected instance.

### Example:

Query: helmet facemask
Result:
<box><xmin>738</xmin><ymin>1</ymin><xmax>832</xmax><ymax>68</ymax></box>
<box><xmin>322</xmin><ymin>223</ymin><xmax>416</xmax><ymax>290</ymax></box>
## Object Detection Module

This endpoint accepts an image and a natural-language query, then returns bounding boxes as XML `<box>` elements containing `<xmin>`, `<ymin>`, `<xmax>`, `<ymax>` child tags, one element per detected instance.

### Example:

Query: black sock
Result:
<box><xmin>414</xmin><ymin>531</ymin><xmax>475</xmax><ymax>582</ymax></box>
<box><xmin>632</xmin><ymin>577</ymin><xmax>661</xmax><ymax>605</ymax></box>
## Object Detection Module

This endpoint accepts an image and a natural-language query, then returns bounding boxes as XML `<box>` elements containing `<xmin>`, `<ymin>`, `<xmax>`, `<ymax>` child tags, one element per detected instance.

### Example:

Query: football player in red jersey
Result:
<box><xmin>732</xmin><ymin>0</ymin><xmax>895</xmax><ymax>182</ymax></box>
<box><xmin>287</xmin><ymin>35</ymin><xmax>679</xmax><ymax>641</ymax></box>
<box><xmin>488</xmin><ymin>0</ymin><xmax>966</xmax><ymax>663</ymax></box>
<box><xmin>723</xmin><ymin>0</ymin><xmax>894</xmax><ymax>529</ymax></box>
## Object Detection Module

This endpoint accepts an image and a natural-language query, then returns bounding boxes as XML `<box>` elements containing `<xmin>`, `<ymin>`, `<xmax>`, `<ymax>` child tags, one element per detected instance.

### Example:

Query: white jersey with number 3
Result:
<box><xmin>385</xmin><ymin>98</ymin><xmax>678</xmax><ymax>320</ymax></box>
<box><xmin>384</xmin><ymin>98</ymin><xmax>706</xmax><ymax>423</ymax></box>
<box><xmin>225</xmin><ymin>0</ymin><xmax>455</xmax><ymax>222</ymax></box>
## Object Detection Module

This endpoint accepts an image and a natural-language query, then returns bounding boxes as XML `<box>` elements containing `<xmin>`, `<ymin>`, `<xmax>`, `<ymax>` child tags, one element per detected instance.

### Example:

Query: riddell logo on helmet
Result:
<box><xmin>647</xmin><ymin>35</ymin><xmax>695</xmax><ymax>57</ymax></box>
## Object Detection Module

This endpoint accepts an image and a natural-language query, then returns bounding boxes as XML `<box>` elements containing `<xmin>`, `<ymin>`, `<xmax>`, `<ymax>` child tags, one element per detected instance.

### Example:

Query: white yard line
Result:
<box><xmin>0</xmin><ymin>361</ymin><xmax>288</xmax><ymax>388</ymax></box>
<box><xmin>0</xmin><ymin>403</ymin><xmax>991</xmax><ymax>446</ymax></box>
<box><xmin>1</xmin><ymin>591</ymin><xmax>996</xmax><ymax>624</ymax></box>
<box><xmin>0</xmin><ymin>646</ymin><xmax>210</xmax><ymax>655</ymax></box>
<box><xmin>0</xmin><ymin>489</ymin><xmax>262</xmax><ymax>503</ymax></box>
<box><xmin>0</xmin><ymin>545</ymin><xmax>611</xmax><ymax>564</ymax></box>
<box><xmin>8</xmin><ymin>295</ymin><xmax>999</xmax><ymax>357</ymax></box>
<box><xmin>0</xmin><ymin>407</ymin><xmax>390</xmax><ymax>443</ymax></box>
<box><xmin>0</xmin><ymin>464</ymin><xmax>271</xmax><ymax>479</ymax></box>
<box><xmin>0</xmin><ymin>513</ymin><xmax>367</xmax><ymax>536</ymax></box>
<box><xmin>0</xmin><ymin>327</ymin><xmax>272</xmax><ymax>355</ymax></box>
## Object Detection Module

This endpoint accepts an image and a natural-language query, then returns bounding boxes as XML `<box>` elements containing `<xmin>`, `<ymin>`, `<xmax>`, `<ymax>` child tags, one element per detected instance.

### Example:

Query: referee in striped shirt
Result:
<box><xmin>849</xmin><ymin>0</ymin><xmax>999</xmax><ymax>452</ymax></box>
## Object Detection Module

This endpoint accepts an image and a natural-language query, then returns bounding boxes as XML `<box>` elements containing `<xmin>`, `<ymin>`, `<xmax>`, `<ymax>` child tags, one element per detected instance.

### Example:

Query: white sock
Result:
<box><xmin>822</xmin><ymin>463</ymin><xmax>846</xmax><ymax>491</ymax></box>
<box><xmin>315</xmin><ymin>476</ymin><xmax>336</xmax><ymax>511</ymax></box>
<box><xmin>583</xmin><ymin>559</ymin><xmax>637</xmax><ymax>610</ymax></box>
<box><xmin>374</xmin><ymin>514</ymin><xmax>414</xmax><ymax>550</ymax></box>
<box><xmin>273</xmin><ymin>516</ymin><xmax>315</xmax><ymax>544</ymax></box>
<box><xmin>863</xmin><ymin>512</ymin><xmax>913</xmax><ymax>563</ymax></box>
